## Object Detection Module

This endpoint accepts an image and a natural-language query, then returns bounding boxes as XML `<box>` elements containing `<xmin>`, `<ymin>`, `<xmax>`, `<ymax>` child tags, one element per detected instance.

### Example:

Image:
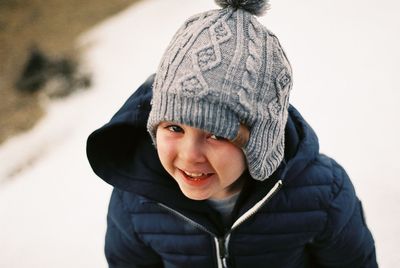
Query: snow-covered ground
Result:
<box><xmin>1</xmin><ymin>0</ymin><xmax>399</xmax><ymax>267</ymax></box>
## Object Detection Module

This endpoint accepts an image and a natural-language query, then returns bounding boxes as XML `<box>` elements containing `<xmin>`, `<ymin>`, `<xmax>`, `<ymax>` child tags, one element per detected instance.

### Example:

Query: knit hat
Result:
<box><xmin>147</xmin><ymin>0</ymin><xmax>293</xmax><ymax>181</ymax></box>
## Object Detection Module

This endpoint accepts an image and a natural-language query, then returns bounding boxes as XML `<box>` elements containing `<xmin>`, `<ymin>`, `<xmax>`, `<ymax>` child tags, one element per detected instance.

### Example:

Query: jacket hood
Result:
<box><xmin>86</xmin><ymin>75</ymin><xmax>319</xmax><ymax>207</ymax></box>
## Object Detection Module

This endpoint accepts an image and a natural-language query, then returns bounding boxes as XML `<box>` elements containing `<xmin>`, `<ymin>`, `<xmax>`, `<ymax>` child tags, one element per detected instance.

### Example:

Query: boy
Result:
<box><xmin>87</xmin><ymin>0</ymin><xmax>377</xmax><ymax>267</ymax></box>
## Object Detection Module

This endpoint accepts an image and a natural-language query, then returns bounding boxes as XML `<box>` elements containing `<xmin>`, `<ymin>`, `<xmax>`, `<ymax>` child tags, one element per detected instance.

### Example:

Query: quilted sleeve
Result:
<box><xmin>105</xmin><ymin>189</ymin><xmax>163</xmax><ymax>268</ymax></box>
<box><xmin>309</xmin><ymin>159</ymin><xmax>378</xmax><ymax>268</ymax></box>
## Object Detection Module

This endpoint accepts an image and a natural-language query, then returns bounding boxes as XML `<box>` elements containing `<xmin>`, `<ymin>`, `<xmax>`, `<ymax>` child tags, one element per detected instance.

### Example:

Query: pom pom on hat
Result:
<box><xmin>215</xmin><ymin>0</ymin><xmax>270</xmax><ymax>16</ymax></box>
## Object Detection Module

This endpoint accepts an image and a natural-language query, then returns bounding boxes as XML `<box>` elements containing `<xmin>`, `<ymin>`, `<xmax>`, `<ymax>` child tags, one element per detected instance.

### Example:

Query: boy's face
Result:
<box><xmin>156</xmin><ymin>122</ymin><xmax>247</xmax><ymax>200</ymax></box>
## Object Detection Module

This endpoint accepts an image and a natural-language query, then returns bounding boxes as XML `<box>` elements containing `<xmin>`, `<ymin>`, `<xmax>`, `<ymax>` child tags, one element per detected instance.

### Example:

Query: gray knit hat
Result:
<box><xmin>147</xmin><ymin>0</ymin><xmax>292</xmax><ymax>181</ymax></box>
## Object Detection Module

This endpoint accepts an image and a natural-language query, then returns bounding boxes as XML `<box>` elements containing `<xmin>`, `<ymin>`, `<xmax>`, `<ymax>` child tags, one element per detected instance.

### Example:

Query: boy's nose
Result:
<box><xmin>179</xmin><ymin>138</ymin><xmax>206</xmax><ymax>164</ymax></box>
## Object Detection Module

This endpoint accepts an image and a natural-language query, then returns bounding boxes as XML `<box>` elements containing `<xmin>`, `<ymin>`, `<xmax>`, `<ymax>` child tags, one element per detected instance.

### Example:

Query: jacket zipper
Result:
<box><xmin>231</xmin><ymin>180</ymin><xmax>283</xmax><ymax>231</ymax></box>
<box><xmin>221</xmin><ymin>180</ymin><xmax>283</xmax><ymax>267</ymax></box>
<box><xmin>158</xmin><ymin>179</ymin><xmax>283</xmax><ymax>268</ymax></box>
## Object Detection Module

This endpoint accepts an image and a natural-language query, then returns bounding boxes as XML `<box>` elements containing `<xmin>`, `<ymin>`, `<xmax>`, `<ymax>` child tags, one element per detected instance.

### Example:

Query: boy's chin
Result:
<box><xmin>179</xmin><ymin>188</ymin><xmax>211</xmax><ymax>201</ymax></box>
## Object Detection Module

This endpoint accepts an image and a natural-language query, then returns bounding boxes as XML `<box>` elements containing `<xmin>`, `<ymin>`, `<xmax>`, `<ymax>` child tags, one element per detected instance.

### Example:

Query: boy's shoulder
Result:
<box><xmin>285</xmin><ymin>152</ymin><xmax>355</xmax><ymax>200</ymax></box>
<box><xmin>275</xmin><ymin>151</ymin><xmax>357</xmax><ymax>222</ymax></box>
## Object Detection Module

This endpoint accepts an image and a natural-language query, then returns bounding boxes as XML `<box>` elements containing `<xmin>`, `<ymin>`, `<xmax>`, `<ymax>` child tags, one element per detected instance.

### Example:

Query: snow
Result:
<box><xmin>1</xmin><ymin>0</ymin><xmax>399</xmax><ymax>267</ymax></box>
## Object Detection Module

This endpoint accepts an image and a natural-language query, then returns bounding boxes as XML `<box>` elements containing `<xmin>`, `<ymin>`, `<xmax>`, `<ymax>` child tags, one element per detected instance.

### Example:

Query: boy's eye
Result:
<box><xmin>166</xmin><ymin>125</ymin><xmax>184</xmax><ymax>133</ymax></box>
<box><xmin>210</xmin><ymin>134</ymin><xmax>227</xmax><ymax>141</ymax></box>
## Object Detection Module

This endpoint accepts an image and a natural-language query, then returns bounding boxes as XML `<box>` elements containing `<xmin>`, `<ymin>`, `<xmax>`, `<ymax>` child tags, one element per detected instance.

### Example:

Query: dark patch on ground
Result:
<box><xmin>0</xmin><ymin>0</ymin><xmax>140</xmax><ymax>144</ymax></box>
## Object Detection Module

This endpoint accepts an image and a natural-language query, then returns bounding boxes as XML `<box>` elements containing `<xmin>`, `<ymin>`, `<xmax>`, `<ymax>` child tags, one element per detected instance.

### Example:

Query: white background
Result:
<box><xmin>0</xmin><ymin>0</ymin><xmax>399</xmax><ymax>267</ymax></box>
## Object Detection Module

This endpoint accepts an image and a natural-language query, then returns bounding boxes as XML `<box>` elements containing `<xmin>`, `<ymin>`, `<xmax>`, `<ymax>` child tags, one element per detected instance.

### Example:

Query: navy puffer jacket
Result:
<box><xmin>87</xmin><ymin>75</ymin><xmax>377</xmax><ymax>268</ymax></box>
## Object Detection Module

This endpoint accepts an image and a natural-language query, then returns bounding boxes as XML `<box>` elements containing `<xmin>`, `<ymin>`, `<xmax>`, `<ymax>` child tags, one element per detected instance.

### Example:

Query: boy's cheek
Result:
<box><xmin>156</xmin><ymin>142</ymin><xmax>176</xmax><ymax>170</ymax></box>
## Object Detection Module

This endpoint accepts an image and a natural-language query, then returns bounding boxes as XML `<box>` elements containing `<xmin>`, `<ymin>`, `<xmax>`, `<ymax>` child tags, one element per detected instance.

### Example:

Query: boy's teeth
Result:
<box><xmin>184</xmin><ymin>171</ymin><xmax>205</xmax><ymax>177</ymax></box>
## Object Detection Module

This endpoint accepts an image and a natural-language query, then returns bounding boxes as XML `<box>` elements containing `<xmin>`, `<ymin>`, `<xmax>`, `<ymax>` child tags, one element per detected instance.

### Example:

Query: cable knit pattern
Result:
<box><xmin>238</xmin><ymin>18</ymin><xmax>262</xmax><ymax>114</ymax></box>
<box><xmin>177</xmin><ymin>19</ymin><xmax>233</xmax><ymax>97</ymax></box>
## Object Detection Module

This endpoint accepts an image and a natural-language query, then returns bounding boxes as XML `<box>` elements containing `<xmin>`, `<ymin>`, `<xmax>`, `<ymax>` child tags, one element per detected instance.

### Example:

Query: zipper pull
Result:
<box><xmin>218</xmin><ymin>237</ymin><xmax>229</xmax><ymax>268</ymax></box>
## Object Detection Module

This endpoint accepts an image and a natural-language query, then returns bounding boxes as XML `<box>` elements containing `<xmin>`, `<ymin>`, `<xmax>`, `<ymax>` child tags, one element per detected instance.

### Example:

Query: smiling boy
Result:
<box><xmin>87</xmin><ymin>0</ymin><xmax>377</xmax><ymax>267</ymax></box>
